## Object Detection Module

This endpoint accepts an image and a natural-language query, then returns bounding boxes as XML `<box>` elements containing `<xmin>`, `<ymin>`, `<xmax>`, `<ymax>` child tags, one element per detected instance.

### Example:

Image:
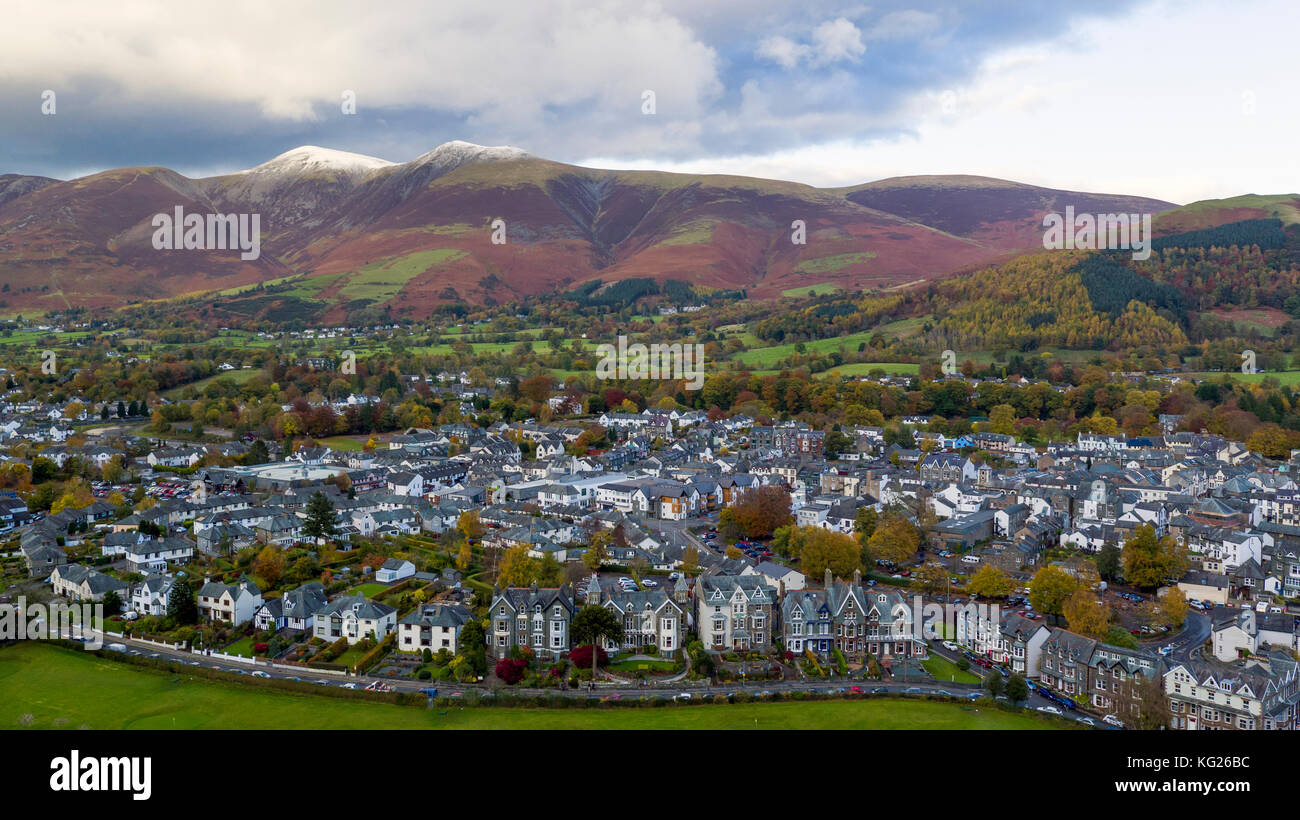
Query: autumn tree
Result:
<box><xmin>458</xmin><ymin>510</ymin><xmax>484</xmax><ymax>541</ymax></box>
<box><xmin>968</xmin><ymin>564</ymin><xmax>1016</xmax><ymax>598</ymax></box>
<box><xmin>253</xmin><ymin>545</ymin><xmax>286</xmax><ymax>588</ymax></box>
<box><xmin>1121</xmin><ymin>525</ymin><xmax>1188</xmax><ymax>589</ymax></box>
<box><xmin>497</xmin><ymin>545</ymin><xmax>538</xmax><ymax>587</ymax></box>
<box><xmin>1159</xmin><ymin>587</ymin><xmax>1189</xmax><ymax>628</ymax></box>
<box><xmin>1062</xmin><ymin>589</ymin><xmax>1111</xmax><ymax>638</ymax></box>
<box><xmin>730</xmin><ymin>485</ymin><xmax>793</xmax><ymax>540</ymax></box>
<box><xmin>915</xmin><ymin>563</ymin><xmax>949</xmax><ymax>596</ymax></box>
<box><xmin>583</xmin><ymin>529</ymin><xmax>612</xmax><ymax>572</ymax></box>
<box><xmin>1028</xmin><ymin>565</ymin><xmax>1080</xmax><ymax>619</ymax></box>
<box><xmin>867</xmin><ymin>514</ymin><xmax>921</xmax><ymax>564</ymax></box>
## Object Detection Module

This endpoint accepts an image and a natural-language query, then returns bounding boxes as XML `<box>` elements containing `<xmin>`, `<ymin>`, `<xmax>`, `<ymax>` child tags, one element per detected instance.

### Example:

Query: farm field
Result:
<box><xmin>0</xmin><ymin>643</ymin><xmax>1054</xmax><ymax>730</ymax></box>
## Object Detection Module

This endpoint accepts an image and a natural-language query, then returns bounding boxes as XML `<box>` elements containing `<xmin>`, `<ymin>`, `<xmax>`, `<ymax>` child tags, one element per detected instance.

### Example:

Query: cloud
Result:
<box><xmin>755</xmin><ymin>35</ymin><xmax>811</xmax><ymax>69</ymax></box>
<box><xmin>810</xmin><ymin>18</ymin><xmax>867</xmax><ymax>64</ymax></box>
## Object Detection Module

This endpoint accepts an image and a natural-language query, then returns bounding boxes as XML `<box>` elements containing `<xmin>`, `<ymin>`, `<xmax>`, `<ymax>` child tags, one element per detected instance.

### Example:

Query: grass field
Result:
<box><xmin>921</xmin><ymin>655</ymin><xmax>981</xmax><ymax>685</ymax></box>
<box><xmin>349</xmin><ymin>583</ymin><xmax>389</xmax><ymax>598</ymax></box>
<box><xmin>318</xmin><ymin>435</ymin><xmax>365</xmax><ymax>452</ymax></box>
<box><xmin>780</xmin><ymin>283</ymin><xmax>841</xmax><ymax>298</ymax></box>
<box><xmin>823</xmin><ymin>362</ymin><xmax>920</xmax><ymax>377</ymax></box>
<box><xmin>794</xmin><ymin>251</ymin><xmax>877</xmax><ymax>274</ymax></box>
<box><xmin>0</xmin><ymin>643</ymin><xmax>1055</xmax><ymax>730</ymax></box>
<box><xmin>1182</xmin><ymin>370</ymin><xmax>1300</xmax><ymax>385</ymax></box>
<box><xmin>338</xmin><ymin>249</ymin><xmax>467</xmax><ymax>303</ymax></box>
<box><xmin>164</xmin><ymin>367</ymin><xmax>263</xmax><ymax>398</ymax></box>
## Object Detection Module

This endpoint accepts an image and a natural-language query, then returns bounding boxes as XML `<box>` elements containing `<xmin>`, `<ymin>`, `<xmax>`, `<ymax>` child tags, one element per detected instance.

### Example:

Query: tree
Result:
<box><xmin>456</xmin><ymin>540</ymin><xmax>473</xmax><ymax>571</ymax></box>
<box><xmin>166</xmin><ymin>577</ymin><xmax>197</xmax><ymax>625</ymax></box>
<box><xmin>1005</xmin><ymin>673</ymin><xmax>1029</xmax><ymax>705</ymax></box>
<box><xmin>1159</xmin><ymin>587</ymin><xmax>1189</xmax><ymax>628</ymax></box>
<box><xmin>583</xmin><ymin>529</ymin><xmax>612</xmax><ymax>572</ymax></box>
<box><xmin>915</xmin><ymin>563</ymin><xmax>949</xmax><ymax>596</ymax></box>
<box><xmin>458</xmin><ymin>618</ymin><xmax>487</xmax><ymax>676</ymax></box>
<box><xmin>253</xmin><ymin>545</ymin><xmax>286</xmax><ymax>588</ymax></box>
<box><xmin>1116</xmin><ymin>673</ymin><xmax>1172</xmax><ymax>730</ymax></box>
<box><xmin>1028</xmin><ymin>565</ymin><xmax>1080</xmax><ymax>619</ymax></box>
<box><xmin>681</xmin><ymin>545</ymin><xmax>699</xmax><ymax>574</ymax></box>
<box><xmin>300</xmin><ymin>491</ymin><xmax>338</xmax><ymax>543</ymax></box>
<box><xmin>1121</xmin><ymin>524</ymin><xmax>1188</xmax><ymax>589</ymax></box>
<box><xmin>984</xmin><ymin>670</ymin><xmax>1005</xmax><ymax>698</ymax></box>
<box><xmin>101</xmin><ymin>590</ymin><xmax>122</xmax><ymax>617</ymax></box>
<box><xmin>1062</xmin><ymin>589</ymin><xmax>1111</xmax><ymax>638</ymax></box>
<box><xmin>798</xmin><ymin>528</ymin><xmax>863</xmax><ymax>579</ymax></box>
<box><xmin>730</xmin><ymin>486</ymin><xmax>793</xmax><ymax>540</ymax></box>
<box><xmin>717</xmin><ymin>507</ymin><xmax>743</xmax><ymax>542</ymax></box>
<box><xmin>497</xmin><ymin>545</ymin><xmax>537</xmax><ymax>587</ymax></box>
<box><xmin>571</xmin><ymin>606</ymin><xmax>624</xmax><ymax>682</ymax></box>
<box><xmin>1096</xmin><ymin>542</ymin><xmax>1122</xmax><ymax>582</ymax></box>
<box><xmin>853</xmin><ymin>507</ymin><xmax>879</xmax><ymax>546</ymax></box>
<box><xmin>867</xmin><ymin>514</ymin><xmax>921</xmax><ymax>564</ymax></box>
<box><xmin>967</xmin><ymin>564</ymin><xmax>1016</xmax><ymax>598</ymax></box>
<box><xmin>458</xmin><ymin>510</ymin><xmax>484</xmax><ymax>541</ymax></box>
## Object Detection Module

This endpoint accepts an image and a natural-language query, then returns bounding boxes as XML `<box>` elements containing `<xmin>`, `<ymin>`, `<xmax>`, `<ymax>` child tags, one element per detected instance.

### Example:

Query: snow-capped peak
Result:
<box><xmin>244</xmin><ymin>146</ymin><xmax>395</xmax><ymax>178</ymax></box>
<box><xmin>409</xmin><ymin>140</ymin><xmax>531</xmax><ymax>169</ymax></box>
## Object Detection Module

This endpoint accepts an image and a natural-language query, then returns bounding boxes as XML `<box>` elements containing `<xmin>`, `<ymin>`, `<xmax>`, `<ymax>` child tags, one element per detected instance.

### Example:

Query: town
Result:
<box><xmin>4</xmin><ymin>325</ymin><xmax>1299</xmax><ymax>733</ymax></box>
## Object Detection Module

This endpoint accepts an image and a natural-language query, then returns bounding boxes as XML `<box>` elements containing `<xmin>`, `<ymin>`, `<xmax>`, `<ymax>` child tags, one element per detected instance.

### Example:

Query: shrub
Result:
<box><xmin>495</xmin><ymin>657</ymin><xmax>528</xmax><ymax>685</ymax></box>
<box><xmin>253</xmin><ymin>642</ymin><xmax>269</xmax><ymax>654</ymax></box>
<box><xmin>568</xmin><ymin>644</ymin><xmax>609</xmax><ymax>669</ymax></box>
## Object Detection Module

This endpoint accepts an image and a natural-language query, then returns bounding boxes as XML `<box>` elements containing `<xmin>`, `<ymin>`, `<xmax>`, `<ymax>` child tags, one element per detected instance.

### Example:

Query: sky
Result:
<box><xmin>1</xmin><ymin>0</ymin><xmax>1296</xmax><ymax>204</ymax></box>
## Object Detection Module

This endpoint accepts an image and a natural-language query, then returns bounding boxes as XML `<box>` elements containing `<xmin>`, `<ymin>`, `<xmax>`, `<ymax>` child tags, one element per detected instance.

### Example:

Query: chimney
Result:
<box><xmin>853</xmin><ymin>568</ymin><xmax>861</xmax><ymax>585</ymax></box>
<box><xmin>824</xmin><ymin>567</ymin><xmax>833</xmax><ymax>588</ymax></box>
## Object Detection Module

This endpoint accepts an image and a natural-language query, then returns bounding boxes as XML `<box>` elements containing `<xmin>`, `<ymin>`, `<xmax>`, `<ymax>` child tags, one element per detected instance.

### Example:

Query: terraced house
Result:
<box><xmin>489</xmin><ymin>583</ymin><xmax>575</xmax><ymax>660</ymax></box>
<box><xmin>398</xmin><ymin>603</ymin><xmax>473</xmax><ymax>654</ymax></box>
<box><xmin>1165</xmin><ymin>656</ymin><xmax>1300</xmax><ymax>730</ymax></box>
<box><xmin>587</xmin><ymin>576</ymin><xmax>684</xmax><ymax>657</ymax></box>
<box><xmin>695</xmin><ymin>574</ymin><xmax>777</xmax><ymax>652</ymax></box>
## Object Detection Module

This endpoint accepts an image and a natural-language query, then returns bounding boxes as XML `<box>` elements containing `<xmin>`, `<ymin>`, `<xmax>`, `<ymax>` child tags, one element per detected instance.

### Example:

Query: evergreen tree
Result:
<box><xmin>166</xmin><ymin>577</ymin><xmax>198</xmax><ymax>625</ymax></box>
<box><xmin>301</xmin><ymin>491</ymin><xmax>338</xmax><ymax>543</ymax></box>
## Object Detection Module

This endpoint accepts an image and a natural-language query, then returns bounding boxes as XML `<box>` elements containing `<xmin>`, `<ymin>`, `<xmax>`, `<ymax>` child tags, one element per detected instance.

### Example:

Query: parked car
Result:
<box><xmin>1102</xmin><ymin>714</ymin><xmax>1124</xmax><ymax>727</ymax></box>
<box><xmin>1037</xmin><ymin>705</ymin><xmax>1062</xmax><ymax>715</ymax></box>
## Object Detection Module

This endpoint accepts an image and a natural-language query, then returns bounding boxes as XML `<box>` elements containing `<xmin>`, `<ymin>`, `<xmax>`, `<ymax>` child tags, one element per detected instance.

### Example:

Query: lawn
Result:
<box><xmin>224</xmin><ymin>637</ymin><xmax>257</xmax><ymax>658</ymax></box>
<box><xmin>921</xmin><ymin>655</ymin><xmax>981</xmax><ymax>685</ymax></box>
<box><xmin>607</xmin><ymin>659</ymin><xmax>679</xmax><ymax>674</ymax></box>
<box><xmin>1182</xmin><ymin>370</ymin><xmax>1300</xmax><ymax>385</ymax></box>
<box><xmin>318</xmin><ymin>435</ymin><xmax>366</xmax><ymax>452</ymax></box>
<box><xmin>349</xmin><ymin>583</ymin><xmax>389</xmax><ymax>598</ymax></box>
<box><xmin>0</xmin><ymin>643</ymin><xmax>1054</xmax><ymax>730</ymax></box>
<box><xmin>781</xmin><ymin>283</ymin><xmax>841</xmax><ymax>298</ymax></box>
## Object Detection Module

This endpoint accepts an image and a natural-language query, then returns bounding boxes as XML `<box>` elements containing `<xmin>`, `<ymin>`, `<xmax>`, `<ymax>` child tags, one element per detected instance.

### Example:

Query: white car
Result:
<box><xmin>1036</xmin><ymin>706</ymin><xmax>1062</xmax><ymax>715</ymax></box>
<box><xmin>251</xmin><ymin>671</ymin><xmax>271</xmax><ymax>678</ymax></box>
<box><xmin>1103</xmin><ymin>714</ymin><xmax>1124</xmax><ymax>727</ymax></box>
<box><xmin>1158</xmin><ymin>645</ymin><xmax>1173</xmax><ymax>656</ymax></box>
<box><xmin>641</xmin><ymin>579</ymin><xmax>658</xmax><ymax>588</ymax></box>
<box><xmin>941</xmin><ymin>640</ymin><xmax>960</xmax><ymax>652</ymax></box>
<box><xmin>673</xmin><ymin>692</ymin><xmax>693</xmax><ymax>701</ymax></box>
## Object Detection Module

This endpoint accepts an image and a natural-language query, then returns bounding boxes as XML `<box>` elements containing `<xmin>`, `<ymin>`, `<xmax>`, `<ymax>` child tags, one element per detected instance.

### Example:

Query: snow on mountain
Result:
<box><xmin>241</xmin><ymin>146</ymin><xmax>396</xmax><ymax>178</ymax></box>
<box><xmin>407</xmin><ymin>140</ymin><xmax>531</xmax><ymax>171</ymax></box>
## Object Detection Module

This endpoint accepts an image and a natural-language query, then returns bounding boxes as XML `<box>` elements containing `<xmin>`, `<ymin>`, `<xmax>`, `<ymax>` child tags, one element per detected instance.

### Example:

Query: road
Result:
<box><xmin>1164</xmin><ymin>612</ymin><xmax>1210</xmax><ymax>664</ymax></box>
<box><xmin>68</xmin><ymin>627</ymin><xmax>1096</xmax><ymax>723</ymax></box>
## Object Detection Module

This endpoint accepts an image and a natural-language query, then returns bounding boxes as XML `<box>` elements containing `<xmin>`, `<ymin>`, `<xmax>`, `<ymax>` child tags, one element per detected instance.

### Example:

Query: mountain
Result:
<box><xmin>0</xmin><ymin>143</ymin><xmax>1234</xmax><ymax>320</ymax></box>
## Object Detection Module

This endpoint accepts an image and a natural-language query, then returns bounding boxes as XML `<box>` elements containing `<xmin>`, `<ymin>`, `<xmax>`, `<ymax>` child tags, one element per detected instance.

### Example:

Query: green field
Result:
<box><xmin>164</xmin><ymin>367</ymin><xmax>263</xmax><ymax>398</ymax></box>
<box><xmin>338</xmin><ymin>249</ymin><xmax>468</xmax><ymax>303</ymax></box>
<box><xmin>780</xmin><ymin>283</ymin><xmax>842</xmax><ymax>298</ymax></box>
<box><xmin>318</xmin><ymin>435</ymin><xmax>365</xmax><ymax>452</ymax></box>
<box><xmin>793</xmin><ymin>252</ymin><xmax>877</xmax><ymax>274</ymax></box>
<box><xmin>1182</xmin><ymin>370</ymin><xmax>1300</xmax><ymax>385</ymax></box>
<box><xmin>349</xmin><ymin>583</ymin><xmax>389</xmax><ymax>598</ymax></box>
<box><xmin>921</xmin><ymin>654</ymin><xmax>981</xmax><ymax>684</ymax></box>
<box><xmin>0</xmin><ymin>643</ymin><xmax>1055</xmax><ymax>730</ymax></box>
<box><xmin>823</xmin><ymin>362</ymin><xmax>920</xmax><ymax>377</ymax></box>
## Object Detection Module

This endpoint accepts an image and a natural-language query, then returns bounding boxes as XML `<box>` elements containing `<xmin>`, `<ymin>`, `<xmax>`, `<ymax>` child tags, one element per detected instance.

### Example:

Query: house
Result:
<box><xmin>489</xmin><ymin>583</ymin><xmax>575</xmax><ymax>660</ymax></box>
<box><xmin>1165</xmin><ymin>659</ymin><xmax>1300</xmax><ymax>730</ymax></box>
<box><xmin>1212</xmin><ymin>607</ymin><xmax>1298</xmax><ymax>661</ymax></box>
<box><xmin>919</xmin><ymin>453</ymin><xmax>977</xmax><ymax>484</ymax></box>
<box><xmin>131</xmin><ymin>574</ymin><xmax>175</xmax><ymax>616</ymax></box>
<box><xmin>313</xmin><ymin>595</ymin><xmax>398</xmax><ymax>645</ymax></box>
<box><xmin>197</xmin><ymin>576</ymin><xmax>264</xmax><ymax>625</ymax></box>
<box><xmin>376</xmin><ymin>558</ymin><xmax>416</xmax><ymax>583</ymax></box>
<box><xmin>398</xmin><ymin>603</ymin><xmax>474</xmax><ymax>654</ymax></box>
<box><xmin>50</xmin><ymin>564</ymin><xmax>128</xmax><ymax>603</ymax></box>
<box><xmin>587</xmin><ymin>576</ymin><xmax>685</xmax><ymax>657</ymax></box>
<box><xmin>742</xmin><ymin>561</ymin><xmax>807</xmax><ymax>592</ymax></box>
<box><xmin>254</xmin><ymin>582</ymin><xmax>328</xmax><ymax>632</ymax></box>
<box><xmin>695</xmin><ymin>574</ymin><xmax>777</xmax><ymax>652</ymax></box>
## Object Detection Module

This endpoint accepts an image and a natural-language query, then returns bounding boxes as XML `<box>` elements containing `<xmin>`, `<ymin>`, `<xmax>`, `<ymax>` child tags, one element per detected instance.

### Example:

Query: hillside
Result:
<box><xmin>0</xmin><ymin>144</ymin><xmax>1192</xmax><ymax>319</ymax></box>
